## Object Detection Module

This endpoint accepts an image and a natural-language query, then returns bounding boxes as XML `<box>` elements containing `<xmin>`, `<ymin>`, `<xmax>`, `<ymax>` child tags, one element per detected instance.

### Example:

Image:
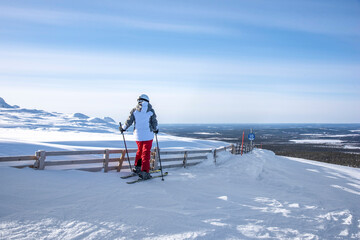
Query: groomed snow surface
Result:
<box><xmin>1</xmin><ymin>147</ymin><xmax>360</xmax><ymax>239</ymax></box>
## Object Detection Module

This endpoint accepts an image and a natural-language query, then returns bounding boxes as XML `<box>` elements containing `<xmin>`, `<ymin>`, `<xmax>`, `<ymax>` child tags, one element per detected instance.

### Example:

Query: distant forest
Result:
<box><xmin>262</xmin><ymin>144</ymin><xmax>360</xmax><ymax>168</ymax></box>
<box><xmin>161</xmin><ymin>124</ymin><xmax>360</xmax><ymax>168</ymax></box>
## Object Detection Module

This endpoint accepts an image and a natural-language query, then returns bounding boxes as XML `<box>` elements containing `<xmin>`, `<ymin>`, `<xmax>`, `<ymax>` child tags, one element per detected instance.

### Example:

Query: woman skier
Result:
<box><xmin>120</xmin><ymin>94</ymin><xmax>158</xmax><ymax>180</ymax></box>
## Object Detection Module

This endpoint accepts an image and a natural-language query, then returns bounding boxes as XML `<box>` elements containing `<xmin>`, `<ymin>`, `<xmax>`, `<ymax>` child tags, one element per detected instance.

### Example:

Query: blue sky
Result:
<box><xmin>0</xmin><ymin>0</ymin><xmax>359</xmax><ymax>123</ymax></box>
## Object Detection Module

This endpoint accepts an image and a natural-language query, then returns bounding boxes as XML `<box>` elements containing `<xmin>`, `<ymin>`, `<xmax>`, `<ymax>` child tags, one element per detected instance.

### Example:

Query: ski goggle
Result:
<box><xmin>137</xmin><ymin>98</ymin><xmax>149</xmax><ymax>103</ymax></box>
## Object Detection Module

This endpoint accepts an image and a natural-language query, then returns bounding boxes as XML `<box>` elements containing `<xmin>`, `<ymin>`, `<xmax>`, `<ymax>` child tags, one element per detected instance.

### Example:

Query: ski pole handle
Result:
<box><xmin>119</xmin><ymin>122</ymin><xmax>125</xmax><ymax>133</ymax></box>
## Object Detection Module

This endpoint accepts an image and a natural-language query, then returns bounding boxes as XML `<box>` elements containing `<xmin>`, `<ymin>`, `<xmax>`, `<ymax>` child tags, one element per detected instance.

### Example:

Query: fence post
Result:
<box><xmin>35</xmin><ymin>150</ymin><xmax>46</xmax><ymax>170</ymax></box>
<box><xmin>183</xmin><ymin>151</ymin><xmax>188</xmax><ymax>168</ymax></box>
<box><xmin>103</xmin><ymin>149</ymin><xmax>109</xmax><ymax>173</ymax></box>
<box><xmin>34</xmin><ymin>151</ymin><xmax>40</xmax><ymax>169</ymax></box>
<box><xmin>118</xmin><ymin>150</ymin><xmax>125</xmax><ymax>172</ymax></box>
<box><xmin>152</xmin><ymin>147</ymin><xmax>159</xmax><ymax>170</ymax></box>
<box><xmin>213</xmin><ymin>149</ymin><xmax>217</xmax><ymax>164</ymax></box>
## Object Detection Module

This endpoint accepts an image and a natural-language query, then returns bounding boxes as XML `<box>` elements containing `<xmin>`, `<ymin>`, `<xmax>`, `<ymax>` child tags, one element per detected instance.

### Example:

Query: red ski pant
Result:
<box><xmin>135</xmin><ymin>140</ymin><xmax>153</xmax><ymax>173</ymax></box>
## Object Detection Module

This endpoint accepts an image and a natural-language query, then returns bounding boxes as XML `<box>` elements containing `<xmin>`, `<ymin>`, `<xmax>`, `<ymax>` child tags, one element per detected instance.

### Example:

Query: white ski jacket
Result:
<box><xmin>122</xmin><ymin>101</ymin><xmax>158</xmax><ymax>141</ymax></box>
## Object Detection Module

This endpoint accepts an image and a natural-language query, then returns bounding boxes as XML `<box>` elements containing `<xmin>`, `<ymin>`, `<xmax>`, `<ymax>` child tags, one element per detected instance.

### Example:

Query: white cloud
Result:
<box><xmin>3</xmin><ymin>83</ymin><xmax>359</xmax><ymax>123</ymax></box>
<box><xmin>0</xmin><ymin>45</ymin><xmax>359</xmax><ymax>123</ymax></box>
<box><xmin>1</xmin><ymin>46</ymin><xmax>359</xmax><ymax>82</ymax></box>
<box><xmin>0</xmin><ymin>1</ymin><xmax>359</xmax><ymax>123</ymax></box>
<box><xmin>0</xmin><ymin>5</ymin><xmax>226</xmax><ymax>34</ymax></box>
<box><xmin>119</xmin><ymin>0</ymin><xmax>360</xmax><ymax>36</ymax></box>
<box><xmin>1</xmin><ymin>1</ymin><xmax>359</xmax><ymax>37</ymax></box>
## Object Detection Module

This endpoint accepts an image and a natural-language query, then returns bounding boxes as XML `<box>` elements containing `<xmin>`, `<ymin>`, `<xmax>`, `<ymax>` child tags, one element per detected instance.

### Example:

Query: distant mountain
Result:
<box><xmin>88</xmin><ymin>117</ymin><xmax>107</xmax><ymax>124</ymax></box>
<box><xmin>103</xmin><ymin>117</ymin><xmax>116</xmax><ymax>123</ymax></box>
<box><xmin>0</xmin><ymin>97</ymin><xmax>18</xmax><ymax>108</ymax></box>
<box><xmin>73</xmin><ymin>113</ymin><xmax>90</xmax><ymax>119</ymax></box>
<box><xmin>0</xmin><ymin>97</ymin><xmax>117</xmax><ymax>133</ymax></box>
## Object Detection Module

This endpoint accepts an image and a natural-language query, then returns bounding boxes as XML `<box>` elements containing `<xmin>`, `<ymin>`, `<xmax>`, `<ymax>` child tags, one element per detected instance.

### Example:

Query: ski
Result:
<box><xmin>126</xmin><ymin>172</ymin><xmax>168</xmax><ymax>184</ymax></box>
<box><xmin>121</xmin><ymin>169</ymin><xmax>161</xmax><ymax>179</ymax></box>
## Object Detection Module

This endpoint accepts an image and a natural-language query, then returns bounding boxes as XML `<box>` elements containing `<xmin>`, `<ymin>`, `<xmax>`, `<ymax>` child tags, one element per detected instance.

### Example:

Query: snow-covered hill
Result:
<box><xmin>0</xmin><ymin>98</ymin><xmax>117</xmax><ymax>133</ymax></box>
<box><xmin>0</xmin><ymin>98</ymin><xmax>360</xmax><ymax>239</ymax></box>
<box><xmin>0</xmin><ymin>97</ymin><xmax>19</xmax><ymax>108</ymax></box>
<box><xmin>0</xmin><ymin>97</ymin><xmax>226</xmax><ymax>156</ymax></box>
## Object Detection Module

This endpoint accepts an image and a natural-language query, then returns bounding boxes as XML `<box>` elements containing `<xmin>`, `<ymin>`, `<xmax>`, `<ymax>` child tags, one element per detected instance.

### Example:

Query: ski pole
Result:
<box><xmin>155</xmin><ymin>133</ymin><xmax>164</xmax><ymax>181</ymax></box>
<box><xmin>119</xmin><ymin>122</ymin><xmax>133</xmax><ymax>171</ymax></box>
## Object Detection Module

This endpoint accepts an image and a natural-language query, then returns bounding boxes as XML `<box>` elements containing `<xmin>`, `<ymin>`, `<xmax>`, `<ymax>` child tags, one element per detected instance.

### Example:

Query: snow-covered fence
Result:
<box><xmin>0</xmin><ymin>144</ymin><xmax>235</xmax><ymax>172</ymax></box>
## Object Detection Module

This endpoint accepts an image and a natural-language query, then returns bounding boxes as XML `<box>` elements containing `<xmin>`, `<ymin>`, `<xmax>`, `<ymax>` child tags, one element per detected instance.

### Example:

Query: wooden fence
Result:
<box><xmin>0</xmin><ymin>145</ymin><xmax>236</xmax><ymax>172</ymax></box>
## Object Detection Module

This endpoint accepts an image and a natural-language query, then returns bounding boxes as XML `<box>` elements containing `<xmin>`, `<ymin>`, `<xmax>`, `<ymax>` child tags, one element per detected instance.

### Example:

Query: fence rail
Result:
<box><xmin>0</xmin><ymin>155</ymin><xmax>37</xmax><ymax>161</ymax></box>
<box><xmin>0</xmin><ymin>144</ymin><xmax>248</xmax><ymax>172</ymax></box>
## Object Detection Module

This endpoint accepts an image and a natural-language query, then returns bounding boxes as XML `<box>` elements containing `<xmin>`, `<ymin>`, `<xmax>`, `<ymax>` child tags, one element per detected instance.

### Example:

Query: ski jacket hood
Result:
<box><xmin>136</xmin><ymin>101</ymin><xmax>149</xmax><ymax>112</ymax></box>
<box><xmin>123</xmin><ymin>101</ymin><xmax>158</xmax><ymax>141</ymax></box>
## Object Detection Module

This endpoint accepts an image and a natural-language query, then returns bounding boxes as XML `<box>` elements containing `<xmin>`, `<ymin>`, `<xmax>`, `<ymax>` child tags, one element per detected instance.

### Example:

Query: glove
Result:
<box><xmin>154</xmin><ymin>129</ymin><xmax>159</xmax><ymax>134</ymax></box>
<box><xmin>119</xmin><ymin>126</ymin><xmax>125</xmax><ymax>133</ymax></box>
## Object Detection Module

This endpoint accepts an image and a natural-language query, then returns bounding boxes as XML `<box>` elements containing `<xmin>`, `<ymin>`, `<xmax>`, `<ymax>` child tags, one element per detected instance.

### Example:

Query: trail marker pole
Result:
<box><xmin>248</xmin><ymin>129</ymin><xmax>255</xmax><ymax>152</ymax></box>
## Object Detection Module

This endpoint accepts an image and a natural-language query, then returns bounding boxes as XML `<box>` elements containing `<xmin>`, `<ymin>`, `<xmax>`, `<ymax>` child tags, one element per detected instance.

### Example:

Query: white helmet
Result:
<box><xmin>137</xmin><ymin>94</ymin><xmax>149</xmax><ymax>102</ymax></box>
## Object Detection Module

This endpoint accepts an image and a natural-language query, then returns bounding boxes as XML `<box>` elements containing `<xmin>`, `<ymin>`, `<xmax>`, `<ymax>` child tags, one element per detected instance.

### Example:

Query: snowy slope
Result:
<box><xmin>0</xmin><ymin>150</ymin><xmax>359</xmax><ymax>239</ymax></box>
<box><xmin>0</xmin><ymin>97</ymin><xmax>18</xmax><ymax>108</ymax></box>
<box><xmin>1</xmin><ymin>99</ymin><xmax>360</xmax><ymax>239</ymax></box>
<box><xmin>0</xmin><ymin>98</ymin><xmax>226</xmax><ymax>157</ymax></box>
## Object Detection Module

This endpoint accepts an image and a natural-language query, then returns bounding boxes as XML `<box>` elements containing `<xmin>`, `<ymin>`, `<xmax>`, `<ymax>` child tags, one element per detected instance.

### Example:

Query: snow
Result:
<box><xmin>0</xmin><ymin>106</ymin><xmax>117</xmax><ymax>133</ymax></box>
<box><xmin>290</xmin><ymin>139</ymin><xmax>344</xmax><ymax>144</ymax></box>
<box><xmin>103</xmin><ymin>117</ymin><xmax>115</xmax><ymax>123</ymax></box>
<box><xmin>73</xmin><ymin>113</ymin><xmax>90</xmax><ymax>119</ymax></box>
<box><xmin>300</xmin><ymin>133</ymin><xmax>360</xmax><ymax>138</ymax></box>
<box><xmin>344</xmin><ymin>145</ymin><xmax>360</xmax><ymax>150</ymax></box>
<box><xmin>0</xmin><ymin>97</ymin><xmax>17</xmax><ymax>109</ymax></box>
<box><xmin>193</xmin><ymin>132</ymin><xmax>221</xmax><ymax>135</ymax></box>
<box><xmin>1</xmin><ymin>149</ymin><xmax>360</xmax><ymax>239</ymax></box>
<box><xmin>293</xmin><ymin>134</ymin><xmax>360</xmax><ymax>150</ymax></box>
<box><xmin>1</xmin><ymin>100</ymin><xmax>360</xmax><ymax>239</ymax></box>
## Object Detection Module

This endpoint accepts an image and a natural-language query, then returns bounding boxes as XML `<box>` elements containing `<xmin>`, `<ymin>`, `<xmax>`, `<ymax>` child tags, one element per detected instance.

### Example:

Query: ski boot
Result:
<box><xmin>133</xmin><ymin>159</ymin><xmax>142</xmax><ymax>175</ymax></box>
<box><xmin>139</xmin><ymin>171</ymin><xmax>152</xmax><ymax>180</ymax></box>
<box><xmin>133</xmin><ymin>166</ymin><xmax>141</xmax><ymax>175</ymax></box>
